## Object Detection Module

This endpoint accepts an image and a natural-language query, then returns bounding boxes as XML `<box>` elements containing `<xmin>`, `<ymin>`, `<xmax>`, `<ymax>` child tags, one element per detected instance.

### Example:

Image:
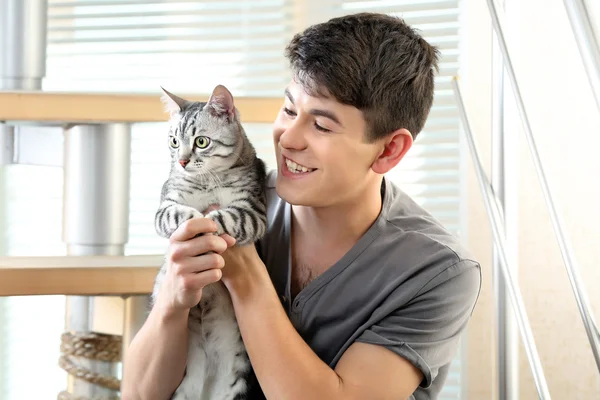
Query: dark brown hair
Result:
<box><xmin>285</xmin><ymin>12</ymin><xmax>440</xmax><ymax>141</ymax></box>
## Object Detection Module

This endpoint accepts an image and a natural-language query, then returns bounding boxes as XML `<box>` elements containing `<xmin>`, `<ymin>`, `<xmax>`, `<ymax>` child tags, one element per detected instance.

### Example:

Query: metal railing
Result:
<box><xmin>563</xmin><ymin>0</ymin><xmax>600</xmax><ymax>113</ymax></box>
<box><xmin>486</xmin><ymin>0</ymin><xmax>600</xmax><ymax>375</ymax></box>
<box><xmin>453</xmin><ymin>0</ymin><xmax>600</xmax><ymax>398</ymax></box>
<box><xmin>452</xmin><ymin>78</ymin><xmax>552</xmax><ymax>400</ymax></box>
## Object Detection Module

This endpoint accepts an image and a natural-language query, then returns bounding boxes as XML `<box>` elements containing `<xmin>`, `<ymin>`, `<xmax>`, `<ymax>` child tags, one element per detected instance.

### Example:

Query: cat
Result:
<box><xmin>151</xmin><ymin>84</ymin><xmax>267</xmax><ymax>399</ymax></box>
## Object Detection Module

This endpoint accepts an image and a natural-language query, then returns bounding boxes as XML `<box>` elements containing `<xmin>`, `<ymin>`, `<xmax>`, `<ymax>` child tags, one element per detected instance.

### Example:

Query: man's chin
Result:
<box><xmin>275</xmin><ymin>180</ymin><xmax>312</xmax><ymax>206</ymax></box>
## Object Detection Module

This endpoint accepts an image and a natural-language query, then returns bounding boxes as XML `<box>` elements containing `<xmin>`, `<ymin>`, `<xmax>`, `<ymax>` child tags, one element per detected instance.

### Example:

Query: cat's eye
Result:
<box><xmin>195</xmin><ymin>136</ymin><xmax>211</xmax><ymax>149</ymax></box>
<box><xmin>169</xmin><ymin>136</ymin><xmax>179</xmax><ymax>148</ymax></box>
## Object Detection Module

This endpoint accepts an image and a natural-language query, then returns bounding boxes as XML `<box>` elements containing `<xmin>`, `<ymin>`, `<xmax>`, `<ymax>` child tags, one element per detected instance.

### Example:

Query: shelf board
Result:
<box><xmin>0</xmin><ymin>91</ymin><xmax>281</xmax><ymax>124</ymax></box>
<box><xmin>0</xmin><ymin>255</ymin><xmax>162</xmax><ymax>296</ymax></box>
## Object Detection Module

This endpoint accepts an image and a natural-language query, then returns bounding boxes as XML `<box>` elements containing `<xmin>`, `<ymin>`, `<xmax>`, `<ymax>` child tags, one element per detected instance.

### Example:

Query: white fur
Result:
<box><xmin>171</xmin><ymin>283</ymin><xmax>250</xmax><ymax>400</ymax></box>
<box><xmin>181</xmin><ymin>186</ymin><xmax>238</xmax><ymax>217</ymax></box>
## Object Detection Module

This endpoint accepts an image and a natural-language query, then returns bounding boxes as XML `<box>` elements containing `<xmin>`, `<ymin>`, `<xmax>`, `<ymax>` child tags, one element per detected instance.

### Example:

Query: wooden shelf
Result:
<box><xmin>0</xmin><ymin>91</ymin><xmax>281</xmax><ymax>124</ymax></box>
<box><xmin>0</xmin><ymin>255</ymin><xmax>162</xmax><ymax>296</ymax></box>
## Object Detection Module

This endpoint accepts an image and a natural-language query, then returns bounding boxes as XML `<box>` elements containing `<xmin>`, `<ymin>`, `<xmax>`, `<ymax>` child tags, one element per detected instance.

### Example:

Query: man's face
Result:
<box><xmin>272</xmin><ymin>80</ymin><xmax>382</xmax><ymax>207</ymax></box>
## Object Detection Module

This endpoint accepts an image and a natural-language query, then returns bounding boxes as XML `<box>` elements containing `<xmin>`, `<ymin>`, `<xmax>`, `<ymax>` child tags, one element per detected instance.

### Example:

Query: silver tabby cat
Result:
<box><xmin>152</xmin><ymin>84</ymin><xmax>267</xmax><ymax>399</ymax></box>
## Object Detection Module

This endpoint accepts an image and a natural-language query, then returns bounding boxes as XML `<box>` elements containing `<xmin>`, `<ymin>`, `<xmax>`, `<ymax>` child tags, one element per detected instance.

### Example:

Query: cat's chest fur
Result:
<box><xmin>172</xmin><ymin>176</ymin><xmax>241</xmax><ymax>212</ymax></box>
<box><xmin>172</xmin><ymin>283</ymin><xmax>251</xmax><ymax>399</ymax></box>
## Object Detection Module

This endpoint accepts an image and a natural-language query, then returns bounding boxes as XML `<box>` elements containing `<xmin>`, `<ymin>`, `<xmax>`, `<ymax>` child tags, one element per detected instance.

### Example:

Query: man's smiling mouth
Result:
<box><xmin>284</xmin><ymin>157</ymin><xmax>316</xmax><ymax>174</ymax></box>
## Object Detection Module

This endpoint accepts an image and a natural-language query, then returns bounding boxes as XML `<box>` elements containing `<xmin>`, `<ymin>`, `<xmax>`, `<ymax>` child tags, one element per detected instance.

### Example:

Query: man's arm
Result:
<box><xmin>222</xmin><ymin>246</ymin><xmax>423</xmax><ymax>400</ymax></box>
<box><xmin>121</xmin><ymin>305</ymin><xmax>188</xmax><ymax>400</ymax></box>
<box><xmin>121</xmin><ymin>218</ymin><xmax>235</xmax><ymax>400</ymax></box>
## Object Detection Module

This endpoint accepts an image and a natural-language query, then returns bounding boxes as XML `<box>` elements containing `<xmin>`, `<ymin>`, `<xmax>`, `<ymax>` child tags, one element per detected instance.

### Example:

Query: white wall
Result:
<box><xmin>461</xmin><ymin>0</ymin><xmax>600</xmax><ymax>398</ymax></box>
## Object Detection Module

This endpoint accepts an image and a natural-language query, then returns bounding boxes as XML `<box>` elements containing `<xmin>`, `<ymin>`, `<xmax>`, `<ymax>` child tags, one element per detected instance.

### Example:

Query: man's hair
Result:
<box><xmin>284</xmin><ymin>12</ymin><xmax>440</xmax><ymax>141</ymax></box>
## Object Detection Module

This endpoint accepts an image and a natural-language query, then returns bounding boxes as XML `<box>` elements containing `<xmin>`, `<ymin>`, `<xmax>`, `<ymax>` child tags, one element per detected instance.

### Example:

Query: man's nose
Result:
<box><xmin>278</xmin><ymin>119</ymin><xmax>307</xmax><ymax>150</ymax></box>
<box><xmin>179</xmin><ymin>159</ymin><xmax>189</xmax><ymax>168</ymax></box>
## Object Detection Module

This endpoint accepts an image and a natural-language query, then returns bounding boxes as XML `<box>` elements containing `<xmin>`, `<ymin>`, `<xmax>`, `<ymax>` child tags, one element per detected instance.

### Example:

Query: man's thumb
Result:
<box><xmin>220</xmin><ymin>234</ymin><xmax>237</xmax><ymax>247</ymax></box>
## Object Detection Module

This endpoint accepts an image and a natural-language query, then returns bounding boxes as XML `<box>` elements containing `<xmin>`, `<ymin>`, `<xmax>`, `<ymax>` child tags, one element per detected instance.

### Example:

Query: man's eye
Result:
<box><xmin>315</xmin><ymin>123</ymin><xmax>331</xmax><ymax>133</ymax></box>
<box><xmin>283</xmin><ymin>107</ymin><xmax>296</xmax><ymax>116</ymax></box>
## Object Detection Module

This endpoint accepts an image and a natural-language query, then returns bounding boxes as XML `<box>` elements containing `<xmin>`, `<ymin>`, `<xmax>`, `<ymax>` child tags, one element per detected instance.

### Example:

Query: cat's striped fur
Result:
<box><xmin>152</xmin><ymin>85</ymin><xmax>267</xmax><ymax>400</ymax></box>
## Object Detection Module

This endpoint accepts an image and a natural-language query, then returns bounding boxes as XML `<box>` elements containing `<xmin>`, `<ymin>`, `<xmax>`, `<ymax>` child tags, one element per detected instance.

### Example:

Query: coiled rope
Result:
<box><xmin>57</xmin><ymin>332</ymin><xmax>122</xmax><ymax>400</ymax></box>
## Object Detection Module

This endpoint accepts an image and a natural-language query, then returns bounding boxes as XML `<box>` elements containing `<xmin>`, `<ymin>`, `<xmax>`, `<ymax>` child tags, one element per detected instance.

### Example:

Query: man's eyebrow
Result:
<box><xmin>309</xmin><ymin>109</ymin><xmax>343</xmax><ymax>127</ymax></box>
<box><xmin>284</xmin><ymin>88</ymin><xmax>294</xmax><ymax>104</ymax></box>
<box><xmin>284</xmin><ymin>88</ymin><xmax>343</xmax><ymax>127</ymax></box>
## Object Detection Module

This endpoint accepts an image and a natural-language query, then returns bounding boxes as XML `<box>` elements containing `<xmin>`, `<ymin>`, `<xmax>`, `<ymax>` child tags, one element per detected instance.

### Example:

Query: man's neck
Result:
<box><xmin>291</xmin><ymin>177</ymin><xmax>384</xmax><ymax>249</ymax></box>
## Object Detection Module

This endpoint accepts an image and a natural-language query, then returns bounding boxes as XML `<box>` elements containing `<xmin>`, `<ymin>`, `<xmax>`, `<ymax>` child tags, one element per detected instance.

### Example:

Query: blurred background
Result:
<box><xmin>0</xmin><ymin>0</ymin><xmax>599</xmax><ymax>399</ymax></box>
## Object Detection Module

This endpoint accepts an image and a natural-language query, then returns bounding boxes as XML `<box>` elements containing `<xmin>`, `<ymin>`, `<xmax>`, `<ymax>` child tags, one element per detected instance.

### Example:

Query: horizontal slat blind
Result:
<box><xmin>4</xmin><ymin>164</ymin><xmax>65</xmax><ymax>256</ymax></box>
<box><xmin>0</xmin><ymin>1</ymin><xmax>465</xmax><ymax>398</ymax></box>
<box><xmin>0</xmin><ymin>163</ymin><xmax>67</xmax><ymax>399</ymax></box>
<box><xmin>0</xmin><ymin>295</ymin><xmax>65</xmax><ymax>400</ymax></box>
<box><xmin>337</xmin><ymin>2</ymin><xmax>463</xmax><ymax>398</ymax></box>
<box><xmin>44</xmin><ymin>0</ymin><xmax>294</xmax><ymax>95</ymax></box>
<box><xmin>335</xmin><ymin>0</ymin><xmax>462</xmax><ymax>237</ymax></box>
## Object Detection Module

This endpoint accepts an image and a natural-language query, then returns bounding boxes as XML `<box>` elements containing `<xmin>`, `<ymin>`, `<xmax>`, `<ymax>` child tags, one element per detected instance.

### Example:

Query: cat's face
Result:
<box><xmin>161</xmin><ymin>85</ymin><xmax>242</xmax><ymax>175</ymax></box>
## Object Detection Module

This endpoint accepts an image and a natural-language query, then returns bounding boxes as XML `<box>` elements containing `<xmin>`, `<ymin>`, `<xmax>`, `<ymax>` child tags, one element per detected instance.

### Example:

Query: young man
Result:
<box><xmin>123</xmin><ymin>13</ymin><xmax>481</xmax><ymax>400</ymax></box>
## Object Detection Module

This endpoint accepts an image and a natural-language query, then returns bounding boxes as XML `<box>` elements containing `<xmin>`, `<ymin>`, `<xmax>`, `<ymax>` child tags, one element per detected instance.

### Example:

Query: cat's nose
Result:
<box><xmin>179</xmin><ymin>159</ymin><xmax>190</xmax><ymax>168</ymax></box>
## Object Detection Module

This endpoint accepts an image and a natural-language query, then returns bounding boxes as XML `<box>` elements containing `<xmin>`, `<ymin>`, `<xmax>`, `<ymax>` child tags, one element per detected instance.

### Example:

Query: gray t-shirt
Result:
<box><xmin>251</xmin><ymin>171</ymin><xmax>481</xmax><ymax>399</ymax></box>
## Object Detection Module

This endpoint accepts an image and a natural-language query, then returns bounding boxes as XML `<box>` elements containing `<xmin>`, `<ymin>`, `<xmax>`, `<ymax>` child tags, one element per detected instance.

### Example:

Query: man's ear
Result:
<box><xmin>371</xmin><ymin>128</ymin><xmax>413</xmax><ymax>174</ymax></box>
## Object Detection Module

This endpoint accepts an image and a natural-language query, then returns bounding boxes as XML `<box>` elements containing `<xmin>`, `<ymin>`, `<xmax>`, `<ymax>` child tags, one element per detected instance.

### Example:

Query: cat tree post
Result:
<box><xmin>63</xmin><ymin>124</ymin><xmax>132</xmax><ymax>398</ymax></box>
<box><xmin>0</xmin><ymin>0</ymin><xmax>48</xmax><ymax>164</ymax></box>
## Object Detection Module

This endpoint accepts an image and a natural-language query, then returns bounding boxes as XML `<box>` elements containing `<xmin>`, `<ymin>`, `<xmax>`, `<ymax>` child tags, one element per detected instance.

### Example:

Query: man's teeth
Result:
<box><xmin>285</xmin><ymin>158</ymin><xmax>314</xmax><ymax>173</ymax></box>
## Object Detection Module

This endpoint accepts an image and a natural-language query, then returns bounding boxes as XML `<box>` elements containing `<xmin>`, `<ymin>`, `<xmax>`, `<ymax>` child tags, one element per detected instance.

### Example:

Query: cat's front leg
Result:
<box><xmin>155</xmin><ymin>200</ymin><xmax>204</xmax><ymax>239</ymax></box>
<box><xmin>205</xmin><ymin>205</ymin><xmax>266</xmax><ymax>245</ymax></box>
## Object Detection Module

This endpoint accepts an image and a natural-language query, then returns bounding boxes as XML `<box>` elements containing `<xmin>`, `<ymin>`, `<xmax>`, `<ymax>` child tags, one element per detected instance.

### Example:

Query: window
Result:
<box><xmin>0</xmin><ymin>1</ymin><xmax>464</xmax><ymax>398</ymax></box>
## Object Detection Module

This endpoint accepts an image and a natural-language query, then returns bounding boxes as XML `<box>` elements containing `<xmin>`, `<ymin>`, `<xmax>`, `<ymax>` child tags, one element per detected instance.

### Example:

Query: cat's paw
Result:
<box><xmin>205</xmin><ymin>210</ymin><xmax>226</xmax><ymax>237</ymax></box>
<box><xmin>156</xmin><ymin>204</ymin><xmax>204</xmax><ymax>239</ymax></box>
<box><xmin>173</xmin><ymin>208</ymin><xmax>204</xmax><ymax>237</ymax></box>
<box><xmin>187</xmin><ymin>208</ymin><xmax>204</xmax><ymax>221</ymax></box>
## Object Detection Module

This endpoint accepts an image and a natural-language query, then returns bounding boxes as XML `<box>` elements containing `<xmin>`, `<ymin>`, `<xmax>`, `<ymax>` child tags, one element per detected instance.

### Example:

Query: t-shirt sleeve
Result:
<box><xmin>356</xmin><ymin>259</ymin><xmax>481</xmax><ymax>388</ymax></box>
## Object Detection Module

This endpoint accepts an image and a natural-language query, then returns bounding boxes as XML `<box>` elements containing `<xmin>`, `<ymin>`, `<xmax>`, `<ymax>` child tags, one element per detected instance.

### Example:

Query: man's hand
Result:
<box><xmin>122</xmin><ymin>216</ymin><xmax>238</xmax><ymax>400</ymax></box>
<box><xmin>219</xmin><ymin>242</ymin><xmax>263</xmax><ymax>292</ymax></box>
<box><xmin>154</xmin><ymin>217</ymin><xmax>236</xmax><ymax>318</ymax></box>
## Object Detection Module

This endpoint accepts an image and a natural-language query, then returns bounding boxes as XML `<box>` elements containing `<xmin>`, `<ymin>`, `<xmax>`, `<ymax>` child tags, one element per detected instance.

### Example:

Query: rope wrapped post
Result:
<box><xmin>58</xmin><ymin>332</ymin><xmax>122</xmax><ymax>399</ymax></box>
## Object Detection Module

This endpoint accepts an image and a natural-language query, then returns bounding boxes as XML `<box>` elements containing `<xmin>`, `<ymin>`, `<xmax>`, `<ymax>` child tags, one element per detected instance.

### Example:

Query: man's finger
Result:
<box><xmin>187</xmin><ymin>268</ymin><xmax>223</xmax><ymax>290</ymax></box>
<box><xmin>174</xmin><ymin>252</ymin><xmax>225</xmax><ymax>275</ymax></box>
<box><xmin>220</xmin><ymin>234</ymin><xmax>237</xmax><ymax>248</ymax></box>
<box><xmin>171</xmin><ymin>217</ymin><xmax>217</xmax><ymax>242</ymax></box>
<box><xmin>170</xmin><ymin>234</ymin><xmax>228</xmax><ymax>260</ymax></box>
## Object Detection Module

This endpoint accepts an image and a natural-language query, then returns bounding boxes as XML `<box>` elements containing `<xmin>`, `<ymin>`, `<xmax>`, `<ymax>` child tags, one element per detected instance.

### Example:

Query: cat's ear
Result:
<box><xmin>160</xmin><ymin>86</ymin><xmax>190</xmax><ymax>116</ymax></box>
<box><xmin>206</xmin><ymin>85</ymin><xmax>235</xmax><ymax>120</ymax></box>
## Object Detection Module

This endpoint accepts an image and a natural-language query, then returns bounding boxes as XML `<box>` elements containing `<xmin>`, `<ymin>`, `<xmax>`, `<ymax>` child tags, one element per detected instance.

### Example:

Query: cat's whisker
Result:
<box><xmin>204</xmin><ymin>168</ymin><xmax>226</xmax><ymax>207</ymax></box>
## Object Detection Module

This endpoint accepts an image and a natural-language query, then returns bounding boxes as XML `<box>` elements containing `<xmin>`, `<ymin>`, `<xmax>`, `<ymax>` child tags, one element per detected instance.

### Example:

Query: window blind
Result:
<box><xmin>44</xmin><ymin>0</ymin><xmax>294</xmax><ymax>96</ymax></box>
<box><xmin>0</xmin><ymin>1</ymin><xmax>465</xmax><ymax>398</ymax></box>
<box><xmin>334</xmin><ymin>3</ymin><xmax>464</xmax><ymax>397</ymax></box>
<box><xmin>339</xmin><ymin>0</ymin><xmax>462</xmax><ymax>236</ymax></box>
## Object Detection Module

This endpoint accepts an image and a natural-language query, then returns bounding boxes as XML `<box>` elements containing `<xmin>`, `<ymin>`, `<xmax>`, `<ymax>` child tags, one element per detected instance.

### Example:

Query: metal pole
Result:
<box><xmin>0</xmin><ymin>0</ymin><xmax>48</xmax><ymax>164</ymax></box>
<box><xmin>452</xmin><ymin>77</ymin><xmax>552</xmax><ymax>400</ymax></box>
<box><xmin>486</xmin><ymin>0</ymin><xmax>600</xmax><ymax>373</ymax></box>
<box><xmin>563</xmin><ymin>0</ymin><xmax>600</xmax><ymax>113</ymax></box>
<box><xmin>492</xmin><ymin>18</ymin><xmax>519</xmax><ymax>400</ymax></box>
<box><xmin>63</xmin><ymin>123</ymin><xmax>131</xmax><ymax>397</ymax></box>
